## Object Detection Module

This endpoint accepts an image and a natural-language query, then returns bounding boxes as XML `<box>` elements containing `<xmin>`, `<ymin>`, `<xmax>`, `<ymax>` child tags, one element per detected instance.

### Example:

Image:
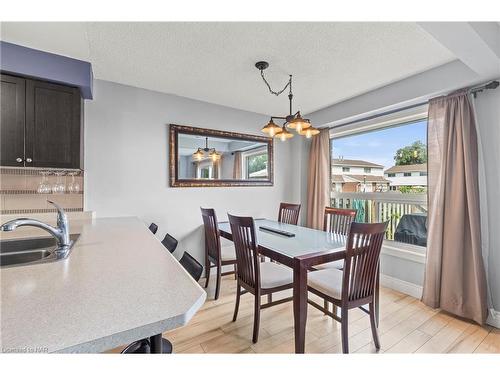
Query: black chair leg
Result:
<box><xmin>341</xmin><ymin>308</ymin><xmax>349</xmax><ymax>354</ymax></box>
<box><xmin>214</xmin><ymin>264</ymin><xmax>222</xmax><ymax>300</ymax></box>
<box><xmin>252</xmin><ymin>293</ymin><xmax>261</xmax><ymax>343</ymax></box>
<box><xmin>233</xmin><ymin>283</ymin><xmax>241</xmax><ymax>322</ymax></box>
<box><xmin>375</xmin><ymin>275</ymin><xmax>380</xmax><ymax>327</ymax></box>
<box><xmin>369</xmin><ymin>302</ymin><xmax>380</xmax><ymax>350</ymax></box>
<box><xmin>204</xmin><ymin>262</ymin><xmax>210</xmax><ymax>288</ymax></box>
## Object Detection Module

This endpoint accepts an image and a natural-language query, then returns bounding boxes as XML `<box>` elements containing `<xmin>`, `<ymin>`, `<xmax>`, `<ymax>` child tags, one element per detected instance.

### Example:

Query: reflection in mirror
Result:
<box><xmin>177</xmin><ymin>133</ymin><xmax>269</xmax><ymax>180</ymax></box>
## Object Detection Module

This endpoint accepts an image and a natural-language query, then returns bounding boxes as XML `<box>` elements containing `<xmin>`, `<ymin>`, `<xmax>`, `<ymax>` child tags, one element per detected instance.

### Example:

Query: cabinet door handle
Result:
<box><xmin>16</xmin><ymin>157</ymin><xmax>23</xmax><ymax>163</ymax></box>
<box><xmin>26</xmin><ymin>158</ymin><xmax>33</xmax><ymax>163</ymax></box>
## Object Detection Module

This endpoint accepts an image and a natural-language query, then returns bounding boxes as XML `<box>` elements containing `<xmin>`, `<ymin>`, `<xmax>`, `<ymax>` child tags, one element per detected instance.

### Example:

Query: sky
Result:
<box><xmin>331</xmin><ymin>120</ymin><xmax>427</xmax><ymax>169</ymax></box>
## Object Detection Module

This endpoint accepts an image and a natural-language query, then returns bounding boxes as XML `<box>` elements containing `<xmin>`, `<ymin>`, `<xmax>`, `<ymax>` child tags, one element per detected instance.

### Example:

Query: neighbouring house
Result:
<box><xmin>332</xmin><ymin>158</ymin><xmax>390</xmax><ymax>192</ymax></box>
<box><xmin>384</xmin><ymin>163</ymin><xmax>428</xmax><ymax>191</ymax></box>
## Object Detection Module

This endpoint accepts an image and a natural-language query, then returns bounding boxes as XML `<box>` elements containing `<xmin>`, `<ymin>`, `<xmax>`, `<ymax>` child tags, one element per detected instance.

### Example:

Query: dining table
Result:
<box><xmin>218</xmin><ymin>218</ymin><xmax>349</xmax><ymax>354</ymax></box>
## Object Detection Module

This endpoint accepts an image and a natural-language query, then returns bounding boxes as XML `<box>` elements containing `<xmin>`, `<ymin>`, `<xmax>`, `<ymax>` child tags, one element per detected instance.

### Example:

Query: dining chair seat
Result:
<box><xmin>308</xmin><ymin>268</ymin><xmax>343</xmax><ymax>300</ymax></box>
<box><xmin>313</xmin><ymin>259</ymin><xmax>344</xmax><ymax>270</ymax></box>
<box><xmin>260</xmin><ymin>261</ymin><xmax>293</xmax><ymax>289</ymax></box>
<box><xmin>220</xmin><ymin>244</ymin><xmax>237</xmax><ymax>261</ymax></box>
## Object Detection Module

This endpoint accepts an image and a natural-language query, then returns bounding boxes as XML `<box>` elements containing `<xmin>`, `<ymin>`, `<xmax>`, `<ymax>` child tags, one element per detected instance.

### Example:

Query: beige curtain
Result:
<box><xmin>233</xmin><ymin>151</ymin><xmax>242</xmax><ymax>179</ymax></box>
<box><xmin>422</xmin><ymin>89</ymin><xmax>488</xmax><ymax>325</ymax></box>
<box><xmin>213</xmin><ymin>159</ymin><xmax>219</xmax><ymax>179</ymax></box>
<box><xmin>306</xmin><ymin>129</ymin><xmax>330</xmax><ymax>230</ymax></box>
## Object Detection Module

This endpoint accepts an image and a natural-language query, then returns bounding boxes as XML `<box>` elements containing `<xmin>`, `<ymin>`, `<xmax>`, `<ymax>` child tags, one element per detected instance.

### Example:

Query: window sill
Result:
<box><xmin>381</xmin><ymin>240</ymin><xmax>426</xmax><ymax>264</ymax></box>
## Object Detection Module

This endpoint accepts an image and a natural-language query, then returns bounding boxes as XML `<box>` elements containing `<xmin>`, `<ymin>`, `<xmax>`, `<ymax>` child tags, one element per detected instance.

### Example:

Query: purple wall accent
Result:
<box><xmin>0</xmin><ymin>41</ymin><xmax>93</xmax><ymax>99</ymax></box>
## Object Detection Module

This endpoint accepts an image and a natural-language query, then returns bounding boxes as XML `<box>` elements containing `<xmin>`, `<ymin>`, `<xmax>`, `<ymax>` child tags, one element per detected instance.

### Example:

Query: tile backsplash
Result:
<box><xmin>0</xmin><ymin>167</ymin><xmax>84</xmax><ymax>215</ymax></box>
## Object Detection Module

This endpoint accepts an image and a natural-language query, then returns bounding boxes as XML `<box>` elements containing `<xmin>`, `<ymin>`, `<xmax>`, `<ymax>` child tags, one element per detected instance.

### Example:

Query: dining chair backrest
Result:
<box><xmin>148</xmin><ymin>223</ymin><xmax>158</xmax><ymax>235</ymax></box>
<box><xmin>342</xmin><ymin>221</ymin><xmax>388</xmax><ymax>303</ymax></box>
<box><xmin>161</xmin><ymin>233</ymin><xmax>178</xmax><ymax>253</ymax></box>
<box><xmin>179</xmin><ymin>251</ymin><xmax>203</xmax><ymax>282</ymax></box>
<box><xmin>227</xmin><ymin>214</ymin><xmax>260</xmax><ymax>291</ymax></box>
<box><xmin>278</xmin><ymin>203</ymin><xmax>301</xmax><ymax>225</ymax></box>
<box><xmin>323</xmin><ymin>207</ymin><xmax>357</xmax><ymax>235</ymax></box>
<box><xmin>201</xmin><ymin>207</ymin><xmax>222</xmax><ymax>262</ymax></box>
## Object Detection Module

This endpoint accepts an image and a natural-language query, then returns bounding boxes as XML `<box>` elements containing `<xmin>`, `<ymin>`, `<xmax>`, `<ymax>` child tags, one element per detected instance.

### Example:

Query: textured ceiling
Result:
<box><xmin>0</xmin><ymin>22</ymin><xmax>455</xmax><ymax>115</ymax></box>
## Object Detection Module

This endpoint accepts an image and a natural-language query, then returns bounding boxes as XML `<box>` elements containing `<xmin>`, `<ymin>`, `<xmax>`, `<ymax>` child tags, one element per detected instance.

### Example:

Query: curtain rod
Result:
<box><xmin>470</xmin><ymin>80</ymin><xmax>499</xmax><ymax>97</ymax></box>
<box><xmin>327</xmin><ymin>80</ymin><xmax>499</xmax><ymax>131</ymax></box>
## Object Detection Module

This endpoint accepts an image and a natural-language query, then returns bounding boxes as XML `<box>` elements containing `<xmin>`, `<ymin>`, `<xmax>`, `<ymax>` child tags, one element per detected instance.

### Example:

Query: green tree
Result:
<box><xmin>394</xmin><ymin>141</ymin><xmax>427</xmax><ymax>166</ymax></box>
<box><xmin>248</xmin><ymin>154</ymin><xmax>268</xmax><ymax>174</ymax></box>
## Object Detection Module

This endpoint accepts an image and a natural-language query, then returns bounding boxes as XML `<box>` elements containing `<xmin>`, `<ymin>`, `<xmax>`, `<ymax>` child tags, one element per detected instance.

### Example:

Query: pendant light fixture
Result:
<box><xmin>255</xmin><ymin>61</ymin><xmax>319</xmax><ymax>141</ymax></box>
<box><xmin>192</xmin><ymin>137</ymin><xmax>221</xmax><ymax>162</ymax></box>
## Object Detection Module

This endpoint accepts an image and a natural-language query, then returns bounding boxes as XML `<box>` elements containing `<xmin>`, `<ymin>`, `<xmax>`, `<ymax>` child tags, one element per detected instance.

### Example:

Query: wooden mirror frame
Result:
<box><xmin>169</xmin><ymin>124</ymin><xmax>274</xmax><ymax>187</ymax></box>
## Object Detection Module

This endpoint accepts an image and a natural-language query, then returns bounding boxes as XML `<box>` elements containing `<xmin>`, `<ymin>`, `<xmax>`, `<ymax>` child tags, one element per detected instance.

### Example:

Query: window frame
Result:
<box><xmin>329</xmin><ymin>108</ymin><xmax>429</xmax><ymax>260</ymax></box>
<box><xmin>241</xmin><ymin>147</ymin><xmax>269</xmax><ymax>180</ymax></box>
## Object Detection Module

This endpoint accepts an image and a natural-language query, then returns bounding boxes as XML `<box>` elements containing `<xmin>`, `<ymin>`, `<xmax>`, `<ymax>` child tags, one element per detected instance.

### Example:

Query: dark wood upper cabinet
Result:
<box><xmin>1</xmin><ymin>74</ymin><xmax>26</xmax><ymax>166</ymax></box>
<box><xmin>25</xmin><ymin>79</ymin><xmax>82</xmax><ymax>168</ymax></box>
<box><xmin>0</xmin><ymin>73</ymin><xmax>83</xmax><ymax>169</ymax></box>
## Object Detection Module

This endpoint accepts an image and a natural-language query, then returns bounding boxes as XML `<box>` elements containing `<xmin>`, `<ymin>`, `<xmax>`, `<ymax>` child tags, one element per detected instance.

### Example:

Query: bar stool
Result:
<box><xmin>122</xmin><ymin>234</ymin><xmax>201</xmax><ymax>354</ymax></box>
<box><xmin>161</xmin><ymin>233</ymin><xmax>178</xmax><ymax>253</ymax></box>
<box><xmin>148</xmin><ymin>223</ymin><xmax>158</xmax><ymax>234</ymax></box>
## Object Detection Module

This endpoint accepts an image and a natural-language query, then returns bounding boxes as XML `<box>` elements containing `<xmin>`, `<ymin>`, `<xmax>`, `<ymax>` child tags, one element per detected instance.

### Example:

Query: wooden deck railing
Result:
<box><xmin>330</xmin><ymin>192</ymin><xmax>427</xmax><ymax>241</ymax></box>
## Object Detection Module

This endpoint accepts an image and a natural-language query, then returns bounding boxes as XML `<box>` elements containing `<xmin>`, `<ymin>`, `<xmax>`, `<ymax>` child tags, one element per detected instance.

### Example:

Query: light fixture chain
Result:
<box><xmin>260</xmin><ymin>69</ymin><xmax>292</xmax><ymax>96</ymax></box>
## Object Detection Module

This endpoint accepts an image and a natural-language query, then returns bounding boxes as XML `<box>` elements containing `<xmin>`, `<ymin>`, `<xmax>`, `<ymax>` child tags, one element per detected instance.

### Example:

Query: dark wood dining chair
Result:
<box><xmin>278</xmin><ymin>202</ymin><xmax>301</xmax><ymax>225</ymax></box>
<box><xmin>201</xmin><ymin>207</ymin><xmax>237</xmax><ymax>300</ymax></box>
<box><xmin>318</xmin><ymin>207</ymin><xmax>359</xmax><ymax>312</ymax></box>
<box><xmin>316</xmin><ymin>207</ymin><xmax>358</xmax><ymax>270</ymax></box>
<box><xmin>228</xmin><ymin>214</ymin><xmax>294</xmax><ymax>343</ymax></box>
<box><xmin>148</xmin><ymin>223</ymin><xmax>158</xmax><ymax>234</ymax></box>
<box><xmin>307</xmin><ymin>221</ymin><xmax>388</xmax><ymax>353</ymax></box>
<box><xmin>324</xmin><ymin>207</ymin><xmax>357</xmax><ymax>235</ymax></box>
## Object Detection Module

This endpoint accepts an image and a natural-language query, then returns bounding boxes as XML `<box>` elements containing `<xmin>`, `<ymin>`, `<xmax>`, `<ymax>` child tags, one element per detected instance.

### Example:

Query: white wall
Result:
<box><xmin>475</xmin><ymin>87</ymin><xmax>500</xmax><ymax>314</ymax></box>
<box><xmin>301</xmin><ymin>58</ymin><xmax>500</xmax><ymax>312</ymax></box>
<box><xmin>84</xmin><ymin>79</ymin><xmax>295</xmax><ymax>264</ymax></box>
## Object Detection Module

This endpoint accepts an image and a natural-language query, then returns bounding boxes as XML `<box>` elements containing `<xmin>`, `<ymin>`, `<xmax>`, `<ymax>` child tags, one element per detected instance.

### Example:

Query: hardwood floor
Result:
<box><xmin>111</xmin><ymin>275</ymin><xmax>500</xmax><ymax>354</ymax></box>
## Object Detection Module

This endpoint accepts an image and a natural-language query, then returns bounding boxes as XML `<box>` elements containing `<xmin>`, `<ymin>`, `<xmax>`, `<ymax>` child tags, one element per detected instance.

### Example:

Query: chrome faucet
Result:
<box><xmin>0</xmin><ymin>201</ymin><xmax>71</xmax><ymax>252</ymax></box>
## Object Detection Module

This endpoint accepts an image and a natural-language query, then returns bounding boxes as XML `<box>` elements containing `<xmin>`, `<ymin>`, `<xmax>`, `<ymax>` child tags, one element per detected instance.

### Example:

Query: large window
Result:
<box><xmin>330</xmin><ymin>117</ymin><xmax>428</xmax><ymax>248</ymax></box>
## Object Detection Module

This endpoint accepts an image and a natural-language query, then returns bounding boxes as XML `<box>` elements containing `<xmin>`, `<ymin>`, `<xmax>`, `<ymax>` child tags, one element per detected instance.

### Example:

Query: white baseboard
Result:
<box><xmin>487</xmin><ymin>308</ymin><xmax>500</xmax><ymax>328</ymax></box>
<box><xmin>380</xmin><ymin>274</ymin><xmax>423</xmax><ymax>299</ymax></box>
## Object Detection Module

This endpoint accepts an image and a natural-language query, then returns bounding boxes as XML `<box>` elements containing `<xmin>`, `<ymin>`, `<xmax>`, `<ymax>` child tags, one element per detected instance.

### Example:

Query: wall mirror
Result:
<box><xmin>169</xmin><ymin>124</ymin><xmax>274</xmax><ymax>187</ymax></box>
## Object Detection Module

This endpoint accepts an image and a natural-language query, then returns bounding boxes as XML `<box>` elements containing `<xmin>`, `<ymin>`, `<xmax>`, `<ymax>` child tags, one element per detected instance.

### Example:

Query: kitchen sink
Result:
<box><xmin>0</xmin><ymin>234</ymin><xmax>80</xmax><ymax>268</ymax></box>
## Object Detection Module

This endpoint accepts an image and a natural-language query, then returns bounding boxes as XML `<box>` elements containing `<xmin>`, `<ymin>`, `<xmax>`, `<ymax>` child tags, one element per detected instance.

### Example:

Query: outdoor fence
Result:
<box><xmin>330</xmin><ymin>191</ymin><xmax>427</xmax><ymax>241</ymax></box>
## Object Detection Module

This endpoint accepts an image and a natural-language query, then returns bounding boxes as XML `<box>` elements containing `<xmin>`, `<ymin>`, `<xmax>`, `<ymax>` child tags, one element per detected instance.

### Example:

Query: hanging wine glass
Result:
<box><xmin>52</xmin><ymin>171</ymin><xmax>66</xmax><ymax>194</ymax></box>
<box><xmin>37</xmin><ymin>170</ymin><xmax>52</xmax><ymax>194</ymax></box>
<box><xmin>67</xmin><ymin>171</ymin><xmax>80</xmax><ymax>194</ymax></box>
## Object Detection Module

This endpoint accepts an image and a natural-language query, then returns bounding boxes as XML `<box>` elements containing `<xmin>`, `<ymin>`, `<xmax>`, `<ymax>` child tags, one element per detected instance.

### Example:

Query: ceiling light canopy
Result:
<box><xmin>255</xmin><ymin>61</ymin><xmax>317</xmax><ymax>141</ymax></box>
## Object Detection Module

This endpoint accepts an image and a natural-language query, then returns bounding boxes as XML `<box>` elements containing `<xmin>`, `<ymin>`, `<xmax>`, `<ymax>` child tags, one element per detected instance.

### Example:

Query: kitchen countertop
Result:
<box><xmin>0</xmin><ymin>217</ymin><xmax>206</xmax><ymax>353</ymax></box>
